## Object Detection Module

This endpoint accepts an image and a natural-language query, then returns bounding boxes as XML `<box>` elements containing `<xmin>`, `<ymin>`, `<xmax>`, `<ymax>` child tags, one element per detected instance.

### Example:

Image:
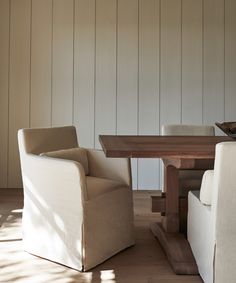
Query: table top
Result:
<box><xmin>99</xmin><ymin>135</ymin><xmax>232</xmax><ymax>159</ymax></box>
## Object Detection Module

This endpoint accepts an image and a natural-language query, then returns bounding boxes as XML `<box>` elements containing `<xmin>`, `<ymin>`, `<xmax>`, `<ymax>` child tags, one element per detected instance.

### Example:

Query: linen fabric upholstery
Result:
<box><xmin>21</xmin><ymin>126</ymin><xmax>78</xmax><ymax>154</ymax></box>
<box><xmin>40</xmin><ymin>147</ymin><xmax>89</xmax><ymax>175</ymax></box>
<box><xmin>188</xmin><ymin>191</ymin><xmax>214</xmax><ymax>283</ymax></box>
<box><xmin>18</xmin><ymin>126</ymin><xmax>135</xmax><ymax>271</ymax></box>
<box><xmin>87</xmin><ymin>148</ymin><xmax>132</xmax><ymax>186</ymax></box>
<box><xmin>188</xmin><ymin>142</ymin><xmax>236</xmax><ymax>283</ymax></box>
<box><xmin>161</xmin><ymin>124</ymin><xmax>215</xmax><ymax>136</ymax></box>
<box><xmin>83</xmin><ymin>187</ymin><xmax>134</xmax><ymax>269</ymax></box>
<box><xmin>86</xmin><ymin>176</ymin><xmax>125</xmax><ymax>200</ymax></box>
<box><xmin>199</xmin><ymin>170</ymin><xmax>214</xmax><ymax>205</ymax></box>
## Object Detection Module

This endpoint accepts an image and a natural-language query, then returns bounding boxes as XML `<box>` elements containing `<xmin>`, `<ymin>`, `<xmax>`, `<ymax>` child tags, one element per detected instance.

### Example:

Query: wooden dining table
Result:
<box><xmin>99</xmin><ymin>135</ymin><xmax>232</xmax><ymax>275</ymax></box>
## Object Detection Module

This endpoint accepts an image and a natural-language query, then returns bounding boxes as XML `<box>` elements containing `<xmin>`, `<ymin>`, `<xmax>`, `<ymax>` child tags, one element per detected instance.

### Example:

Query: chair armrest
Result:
<box><xmin>199</xmin><ymin>170</ymin><xmax>214</xmax><ymax>205</ymax></box>
<box><xmin>20</xmin><ymin>154</ymin><xmax>87</xmax><ymax>266</ymax></box>
<box><xmin>86</xmin><ymin>149</ymin><xmax>132</xmax><ymax>187</ymax></box>
<box><xmin>21</xmin><ymin>154</ymin><xmax>87</xmax><ymax>202</ymax></box>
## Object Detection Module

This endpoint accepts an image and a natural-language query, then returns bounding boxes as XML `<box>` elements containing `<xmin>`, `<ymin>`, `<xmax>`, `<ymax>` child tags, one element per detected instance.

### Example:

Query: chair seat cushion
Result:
<box><xmin>40</xmin><ymin>147</ymin><xmax>89</xmax><ymax>175</ymax></box>
<box><xmin>86</xmin><ymin>176</ymin><xmax>125</xmax><ymax>199</ymax></box>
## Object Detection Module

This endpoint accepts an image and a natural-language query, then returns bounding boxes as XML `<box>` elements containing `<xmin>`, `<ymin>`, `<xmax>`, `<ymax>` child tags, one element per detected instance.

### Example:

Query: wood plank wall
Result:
<box><xmin>0</xmin><ymin>0</ymin><xmax>236</xmax><ymax>189</ymax></box>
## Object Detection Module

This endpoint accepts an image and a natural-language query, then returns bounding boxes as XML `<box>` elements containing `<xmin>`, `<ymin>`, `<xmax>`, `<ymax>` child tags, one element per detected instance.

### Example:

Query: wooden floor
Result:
<box><xmin>0</xmin><ymin>189</ymin><xmax>202</xmax><ymax>283</ymax></box>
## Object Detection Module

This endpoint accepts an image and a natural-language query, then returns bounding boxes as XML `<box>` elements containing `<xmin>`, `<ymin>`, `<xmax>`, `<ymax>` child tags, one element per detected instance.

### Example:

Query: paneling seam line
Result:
<box><xmin>93</xmin><ymin>0</ymin><xmax>96</xmax><ymax>149</ymax></box>
<box><xmin>7</xmin><ymin>0</ymin><xmax>12</xmax><ymax>188</ymax></box>
<box><xmin>50</xmin><ymin>0</ymin><xmax>54</xmax><ymax>127</ymax></box>
<box><xmin>29</xmin><ymin>0</ymin><xmax>32</xmax><ymax>127</ymax></box>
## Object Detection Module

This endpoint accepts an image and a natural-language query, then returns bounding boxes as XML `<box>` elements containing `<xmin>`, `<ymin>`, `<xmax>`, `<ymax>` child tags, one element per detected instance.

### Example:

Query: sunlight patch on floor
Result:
<box><xmin>0</xmin><ymin>191</ymin><xmax>202</xmax><ymax>283</ymax></box>
<box><xmin>100</xmin><ymin>270</ymin><xmax>115</xmax><ymax>282</ymax></box>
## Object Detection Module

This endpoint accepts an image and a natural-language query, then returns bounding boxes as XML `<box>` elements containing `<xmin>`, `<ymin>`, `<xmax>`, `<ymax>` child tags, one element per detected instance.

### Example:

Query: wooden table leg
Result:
<box><xmin>162</xmin><ymin>165</ymin><xmax>179</xmax><ymax>232</ymax></box>
<box><xmin>150</xmin><ymin>164</ymin><xmax>198</xmax><ymax>275</ymax></box>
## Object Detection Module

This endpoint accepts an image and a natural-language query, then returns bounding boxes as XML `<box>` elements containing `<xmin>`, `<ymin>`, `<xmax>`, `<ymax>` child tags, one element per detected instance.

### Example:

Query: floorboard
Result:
<box><xmin>0</xmin><ymin>189</ymin><xmax>202</xmax><ymax>283</ymax></box>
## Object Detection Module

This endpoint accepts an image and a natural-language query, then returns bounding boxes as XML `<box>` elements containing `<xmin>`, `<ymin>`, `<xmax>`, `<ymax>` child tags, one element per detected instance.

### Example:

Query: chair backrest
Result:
<box><xmin>18</xmin><ymin>126</ymin><xmax>78</xmax><ymax>155</ymax></box>
<box><xmin>212</xmin><ymin>142</ymin><xmax>236</xmax><ymax>282</ymax></box>
<box><xmin>161</xmin><ymin>124</ymin><xmax>215</xmax><ymax>136</ymax></box>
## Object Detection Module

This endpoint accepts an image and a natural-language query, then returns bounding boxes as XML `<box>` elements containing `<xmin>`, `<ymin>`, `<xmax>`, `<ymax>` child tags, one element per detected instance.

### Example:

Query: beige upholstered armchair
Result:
<box><xmin>188</xmin><ymin>142</ymin><xmax>236</xmax><ymax>283</ymax></box>
<box><xmin>18</xmin><ymin>126</ymin><xmax>134</xmax><ymax>271</ymax></box>
<box><xmin>161</xmin><ymin>124</ymin><xmax>215</xmax><ymax>195</ymax></box>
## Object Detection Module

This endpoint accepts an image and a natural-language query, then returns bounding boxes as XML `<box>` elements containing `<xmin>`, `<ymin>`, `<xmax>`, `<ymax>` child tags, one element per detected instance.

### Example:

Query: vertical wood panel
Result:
<box><xmin>138</xmin><ymin>0</ymin><xmax>160</xmax><ymax>189</ymax></box>
<box><xmin>8</xmin><ymin>0</ymin><xmax>31</xmax><ymax>188</ymax></box>
<box><xmin>74</xmin><ymin>0</ymin><xmax>95</xmax><ymax>148</ymax></box>
<box><xmin>182</xmin><ymin>0</ymin><xmax>203</xmax><ymax>124</ymax></box>
<box><xmin>3</xmin><ymin>0</ymin><xmax>236</xmax><ymax>189</ymax></box>
<box><xmin>117</xmin><ymin>0</ymin><xmax>138</xmax><ymax>189</ymax></box>
<box><xmin>225</xmin><ymin>0</ymin><xmax>236</xmax><ymax>121</ymax></box>
<box><xmin>159</xmin><ymin>0</ymin><xmax>181</xmax><ymax>190</ymax></box>
<box><xmin>160</xmin><ymin>0</ymin><xmax>181</xmax><ymax>126</ymax></box>
<box><xmin>52</xmin><ymin>0</ymin><xmax>74</xmax><ymax>126</ymax></box>
<box><xmin>95</xmin><ymin>0</ymin><xmax>117</xmax><ymax>148</ymax></box>
<box><xmin>0</xmin><ymin>0</ymin><xmax>10</xmax><ymax>188</ymax></box>
<box><xmin>31</xmin><ymin>0</ymin><xmax>52</xmax><ymax>127</ymax></box>
<box><xmin>117</xmin><ymin>0</ymin><xmax>138</xmax><ymax>134</ymax></box>
<box><xmin>203</xmin><ymin>0</ymin><xmax>224</xmax><ymax>127</ymax></box>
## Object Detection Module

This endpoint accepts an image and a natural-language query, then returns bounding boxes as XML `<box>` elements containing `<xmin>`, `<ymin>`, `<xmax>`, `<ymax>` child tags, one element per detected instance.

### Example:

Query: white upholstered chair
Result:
<box><xmin>188</xmin><ymin>142</ymin><xmax>236</xmax><ymax>283</ymax></box>
<box><xmin>161</xmin><ymin>124</ymin><xmax>215</xmax><ymax>137</ymax></box>
<box><xmin>161</xmin><ymin>124</ymin><xmax>215</xmax><ymax>194</ymax></box>
<box><xmin>18</xmin><ymin>126</ymin><xmax>134</xmax><ymax>271</ymax></box>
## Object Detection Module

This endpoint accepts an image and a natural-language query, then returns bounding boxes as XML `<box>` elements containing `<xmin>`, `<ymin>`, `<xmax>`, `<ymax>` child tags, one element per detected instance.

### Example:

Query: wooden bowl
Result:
<box><xmin>215</xmin><ymin>122</ymin><xmax>236</xmax><ymax>139</ymax></box>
